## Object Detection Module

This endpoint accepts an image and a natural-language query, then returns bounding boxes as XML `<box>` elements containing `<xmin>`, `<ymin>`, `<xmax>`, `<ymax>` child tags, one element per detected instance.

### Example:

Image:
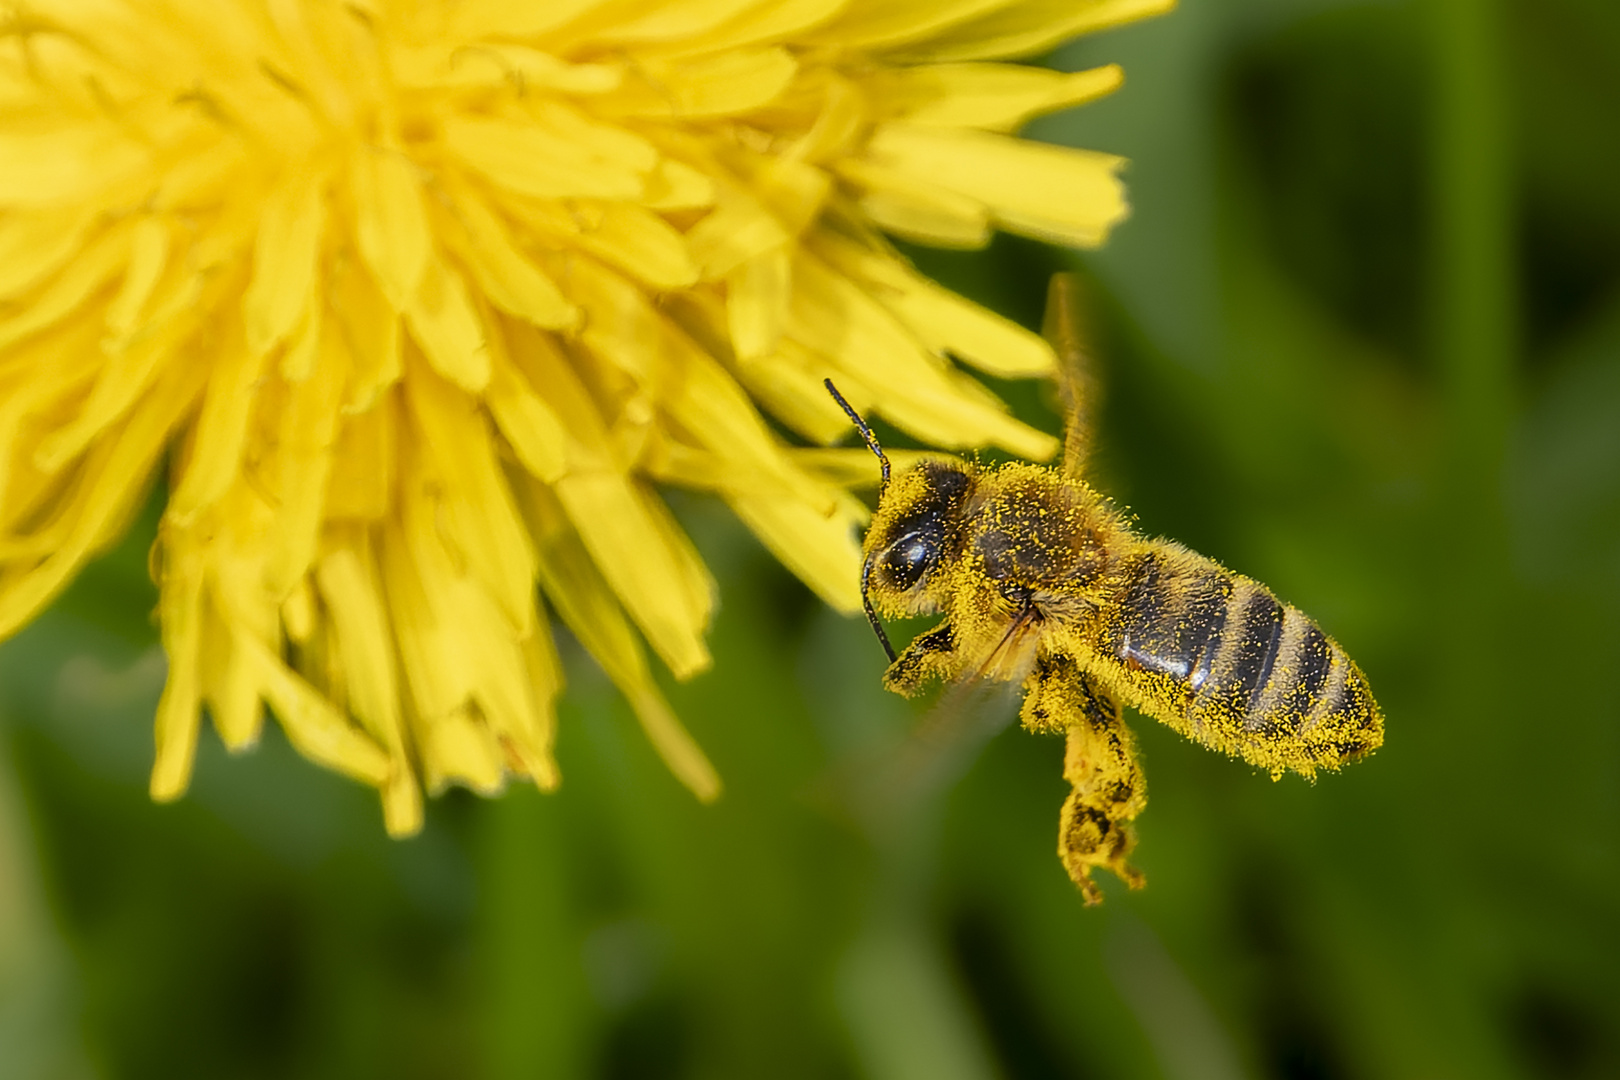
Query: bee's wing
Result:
<box><xmin>841</xmin><ymin>610</ymin><xmax>1041</xmax><ymax>832</ymax></box>
<box><xmin>1042</xmin><ymin>272</ymin><xmax>1099</xmax><ymax>479</ymax></box>
<box><xmin>873</xmin><ymin>677</ymin><xmax>1022</xmax><ymax>826</ymax></box>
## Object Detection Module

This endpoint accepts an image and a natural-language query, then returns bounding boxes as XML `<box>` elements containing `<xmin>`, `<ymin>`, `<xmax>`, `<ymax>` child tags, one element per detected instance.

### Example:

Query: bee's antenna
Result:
<box><xmin>825</xmin><ymin>379</ymin><xmax>898</xmax><ymax>663</ymax></box>
<box><xmin>860</xmin><ymin>555</ymin><xmax>898</xmax><ymax>664</ymax></box>
<box><xmin>824</xmin><ymin>379</ymin><xmax>889</xmax><ymax>488</ymax></box>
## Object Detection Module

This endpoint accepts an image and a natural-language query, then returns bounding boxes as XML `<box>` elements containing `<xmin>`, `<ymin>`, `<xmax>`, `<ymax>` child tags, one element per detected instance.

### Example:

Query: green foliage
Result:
<box><xmin>3</xmin><ymin>0</ymin><xmax>1618</xmax><ymax>1076</ymax></box>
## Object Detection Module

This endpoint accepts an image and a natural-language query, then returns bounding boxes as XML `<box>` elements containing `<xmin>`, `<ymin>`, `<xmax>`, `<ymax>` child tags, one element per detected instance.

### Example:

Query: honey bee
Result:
<box><xmin>825</xmin><ymin>275</ymin><xmax>1383</xmax><ymax>904</ymax></box>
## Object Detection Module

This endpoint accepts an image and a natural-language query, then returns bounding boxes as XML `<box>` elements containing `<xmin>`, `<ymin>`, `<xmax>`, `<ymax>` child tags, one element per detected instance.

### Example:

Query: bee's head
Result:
<box><xmin>824</xmin><ymin>379</ymin><xmax>974</xmax><ymax>663</ymax></box>
<box><xmin>863</xmin><ymin>459</ymin><xmax>974</xmax><ymax>600</ymax></box>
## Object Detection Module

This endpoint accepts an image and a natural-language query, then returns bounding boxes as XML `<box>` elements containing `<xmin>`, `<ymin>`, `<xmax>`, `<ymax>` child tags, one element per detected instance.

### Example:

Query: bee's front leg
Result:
<box><xmin>1022</xmin><ymin>654</ymin><xmax>1148</xmax><ymax>904</ymax></box>
<box><xmin>882</xmin><ymin>623</ymin><xmax>956</xmax><ymax>697</ymax></box>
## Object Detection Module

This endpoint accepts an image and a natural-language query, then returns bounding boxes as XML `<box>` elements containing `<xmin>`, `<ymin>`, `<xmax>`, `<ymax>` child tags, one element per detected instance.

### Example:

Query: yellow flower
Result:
<box><xmin>0</xmin><ymin>0</ymin><xmax>1168</xmax><ymax>834</ymax></box>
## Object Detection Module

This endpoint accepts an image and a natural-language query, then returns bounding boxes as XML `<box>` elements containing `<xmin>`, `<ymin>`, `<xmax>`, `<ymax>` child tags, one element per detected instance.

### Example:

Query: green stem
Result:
<box><xmin>475</xmin><ymin>787</ymin><xmax>593</xmax><ymax>1080</ymax></box>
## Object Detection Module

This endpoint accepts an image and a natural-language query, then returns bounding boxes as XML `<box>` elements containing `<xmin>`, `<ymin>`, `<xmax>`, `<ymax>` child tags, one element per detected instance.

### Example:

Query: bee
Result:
<box><xmin>825</xmin><ymin>274</ymin><xmax>1383</xmax><ymax>904</ymax></box>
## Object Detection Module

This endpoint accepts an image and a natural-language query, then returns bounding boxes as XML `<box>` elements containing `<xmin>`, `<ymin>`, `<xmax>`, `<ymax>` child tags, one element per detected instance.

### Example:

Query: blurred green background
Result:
<box><xmin>3</xmin><ymin>0</ymin><xmax>1618</xmax><ymax>1076</ymax></box>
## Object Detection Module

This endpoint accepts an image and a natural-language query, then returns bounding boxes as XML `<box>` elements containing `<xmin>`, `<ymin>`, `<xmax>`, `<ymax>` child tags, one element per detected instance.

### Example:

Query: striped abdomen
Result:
<box><xmin>1096</xmin><ymin>545</ymin><xmax>1382</xmax><ymax>776</ymax></box>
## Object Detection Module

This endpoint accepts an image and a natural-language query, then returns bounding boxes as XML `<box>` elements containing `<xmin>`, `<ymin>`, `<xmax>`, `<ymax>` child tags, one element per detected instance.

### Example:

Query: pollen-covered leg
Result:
<box><xmin>1020</xmin><ymin>654</ymin><xmax>1079</xmax><ymax>734</ymax></box>
<box><xmin>1026</xmin><ymin>655</ymin><xmax>1147</xmax><ymax>903</ymax></box>
<box><xmin>882</xmin><ymin>623</ymin><xmax>956</xmax><ymax>697</ymax></box>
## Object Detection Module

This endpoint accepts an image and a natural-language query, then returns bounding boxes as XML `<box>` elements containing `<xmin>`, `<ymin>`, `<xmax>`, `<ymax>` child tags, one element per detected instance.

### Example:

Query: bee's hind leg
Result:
<box><xmin>1022</xmin><ymin>655</ymin><xmax>1148</xmax><ymax>904</ymax></box>
<box><xmin>882</xmin><ymin>623</ymin><xmax>956</xmax><ymax>697</ymax></box>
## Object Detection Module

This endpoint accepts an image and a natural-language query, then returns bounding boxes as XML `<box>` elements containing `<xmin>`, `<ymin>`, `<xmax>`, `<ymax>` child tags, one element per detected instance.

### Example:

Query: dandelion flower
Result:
<box><xmin>0</xmin><ymin>0</ymin><xmax>1169</xmax><ymax>834</ymax></box>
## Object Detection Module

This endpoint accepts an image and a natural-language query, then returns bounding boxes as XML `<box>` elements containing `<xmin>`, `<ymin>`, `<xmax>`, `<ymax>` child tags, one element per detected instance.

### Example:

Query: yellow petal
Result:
<box><xmin>560</xmin><ymin>257</ymin><xmax>665</xmax><ymax>384</ymax></box>
<box><xmin>204</xmin><ymin>601</ymin><xmax>265</xmax><ymax>752</ymax></box>
<box><xmin>281</xmin><ymin>577</ymin><xmax>317</xmax><ymax>645</ymax></box>
<box><xmin>530</xmin><ymin>101</ymin><xmax>664</xmax><ymax>174</ymax></box>
<box><xmin>330</xmin><ymin>256</ymin><xmax>401</xmax><ymax>412</ymax></box>
<box><xmin>642</xmin><ymin>157</ymin><xmax>718</xmax><ymax>210</ymax></box>
<box><xmin>450</xmin><ymin>0</ymin><xmax>608</xmax><ymax>39</ymax></box>
<box><xmin>379</xmin><ymin>515</ymin><xmax>506</xmax><ymax>794</ymax></box>
<box><xmin>519</xmin><ymin>631</ymin><xmax>564</xmax><ymax>792</ymax></box>
<box><xmin>784</xmin><ymin>69</ymin><xmax>869</xmax><ymax>164</ymax></box>
<box><xmin>324</xmin><ymin>394</ymin><xmax>395</xmax><ymax>522</ymax></box>
<box><xmin>151</xmin><ymin>139</ymin><xmax>252</xmax><ymax>215</ymax></box>
<box><xmin>666</xmin><ymin>346</ymin><xmax>838</xmax><ymax>510</ymax></box>
<box><xmin>727</xmin><ymin>248</ymin><xmax>791</xmax><ymax>359</ymax></box>
<box><xmin>237</xmin><ymin>630</ymin><xmax>392</xmax><ymax>787</ymax></box>
<box><xmin>834</xmin><ymin>156</ymin><xmax>992</xmax><ymax>248</ymax></box>
<box><xmin>687</xmin><ymin>193</ymin><xmax>792</xmax><ymax>280</ymax></box>
<box><xmin>0</xmin><ymin>225</ymin><xmax>130</xmax><ymax>352</ymax></box>
<box><xmin>264</xmin><ymin>338</ymin><xmax>347</xmax><ymax>595</ymax></box>
<box><xmin>514</xmin><ymin>332</ymin><xmax>713</xmax><ymax>676</ymax></box>
<box><xmin>280</xmin><ymin>294</ymin><xmax>323</xmax><ymax>382</ymax></box>
<box><xmin>575</xmin><ymin>204</ymin><xmax>700</xmax><ymax>290</ymax></box>
<box><xmin>786</xmin><ymin>249</ymin><xmax>1056</xmax><ymax>457</ymax></box>
<box><xmin>518</xmin><ymin>200</ymin><xmax>698</xmax><ymax>291</ymax></box>
<box><xmin>812</xmin><ymin>231</ymin><xmax>1055</xmax><ymax>377</ymax></box>
<box><xmin>576</xmin><ymin>0</ymin><xmax>762</xmax><ymax>45</ymax></box>
<box><xmin>150</xmin><ymin>546</ymin><xmax>205</xmax><ymax>802</ymax></box>
<box><xmin>728</xmin><ymin>343</ymin><xmax>850</xmax><ymax>443</ymax></box>
<box><xmin>601</xmin><ymin>47</ymin><xmax>798</xmax><ymax>117</ymax></box>
<box><xmin>484</xmin><ymin>321</ymin><xmax>567</xmax><ymax>484</ymax></box>
<box><xmin>350</xmin><ymin>149</ymin><xmax>431</xmax><ymax>309</ymax></box>
<box><xmin>730</xmin><ymin>492</ymin><xmax>863</xmax><ymax>612</ymax></box>
<box><xmin>442</xmin><ymin>113</ymin><xmax>646</xmax><ymax>201</ymax></box>
<box><xmin>623</xmin><ymin>681</ymin><xmax>722</xmax><ymax>803</ymax></box>
<box><xmin>244</xmin><ymin>171</ymin><xmax>328</xmax><ymax>355</ymax></box>
<box><xmin>419</xmin><ymin>705</ymin><xmax>506</xmax><ymax>795</ymax></box>
<box><xmin>444</xmin><ymin>184</ymin><xmax>578</xmax><ymax>330</ymax></box>
<box><xmin>473</xmin><ymin>639</ymin><xmax>559</xmax><ymax>788</ymax></box>
<box><xmin>0</xmin><ymin>366</ymin><xmax>199</xmax><ymax>637</ymax></box>
<box><xmin>0</xmin><ymin>205</ymin><xmax>97</xmax><ymax>301</ymax></box>
<box><xmin>316</xmin><ymin>542</ymin><xmax>407</xmax><ymax>748</ymax></box>
<box><xmin>522</xmin><ymin>480</ymin><xmax>719</xmax><ymax>801</ymax></box>
<box><xmin>804</xmin><ymin>0</ymin><xmax>1008</xmax><ymax>51</ymax></box>
<box><xmin>0</xmin><ymin>331</ymin><xmax>101</xmax><ymax>518</ymax></box>
<box><xmin>893</xmin><ymin>0</ymin><xmax>1177</xmax><ymax>62</ymax></box>
<box><xmin>790</xmin><ymin>446</ymin><xmax>939</xmax><ymax>489</ymax></box>
<box><xmin>34</xmin><ymin>318</ymin><xmax>175</xmax><ymax>474</ymax></box>
<box><xmin>0</xmin><ymin>123</ymin><xmax>150</xmax><ymax>206</ymax></box>
<box><xmin>634</xmin><ymin>483</ymin><xmax>719</xmax><ymax>639</ymax></box>
<box><xmin>859</xmin><ymin>124</ymin><xmax>1129</xmax><ymax>248</ymax></box>
<box><xmin>168</xmin><ymin>329</ymin><xmax>268</xmax><ymax>522</ymax></box>
<box><xmin>315</xmin><ymin>537</ymin><xmax>424</xmax><ymax>835</ymax></box>
<box><xmin>385</xmin><ymin>494</ymin><xmax>548</xmax><ymax>794</ymax></box>
<box><xmin>650</xmin><ymin>0</ymin><xmax>852</xmax><ymax>55</ymax></box>
<box><xmin>394</xmin><ymin>43</ymin><xmax>622</xmax><ymax>95</ymax></box>
<box><xmin>862</xmin><ymin>62</ymin><xmax>1123</xmax><ymax>131</ymax></box>
<box><xmin>376</xmin><ymin>519</ymin><xmax>459</xmax><ymax>718</ymax></box>
<box><xmin>404</xmin><ymin>258</ymin><xmax>491</xmax><ymax>392</ymax></box>
<box><xmin>733</xmin><ymin>153</ymin><xmax>832</xmax><ymax>238</ymax></box>
<box><xmin>403</xmin><ymin>364</ymin><xmax>537</xmax><ymax>637</ymax></box>
<box><xmin>381</xmin><ymin>769</ymin><xmax>426</xmax><ymax>837</ymax></box>
<box><xmin>558</xmin><ymin>474</ymin><xmax>714</xmax><ymax>678</ymax></box>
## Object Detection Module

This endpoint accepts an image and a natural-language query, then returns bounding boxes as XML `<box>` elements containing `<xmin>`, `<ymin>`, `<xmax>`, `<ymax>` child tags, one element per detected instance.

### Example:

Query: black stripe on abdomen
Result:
<box><xmin>1116</xmin><ymin>551</ymin><xmax>1230</xmax><ymax>687</ymax></box>
<box><xmin>1191</xmin><ymin>579</ymin><xmax>1323</xmax><ymax>733</ymax></box>
<box><xmin>1220</xmin><ymin>587</ymin><xmax>1285</xmax><ymax>713</ymax></box>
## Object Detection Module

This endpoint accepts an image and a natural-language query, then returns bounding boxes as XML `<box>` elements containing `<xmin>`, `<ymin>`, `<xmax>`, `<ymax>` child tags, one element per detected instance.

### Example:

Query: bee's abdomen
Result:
<box><xmin>1104</xmin><ymin>548</ymin><xmax>1382</xmax><ymax>775</ymax></box>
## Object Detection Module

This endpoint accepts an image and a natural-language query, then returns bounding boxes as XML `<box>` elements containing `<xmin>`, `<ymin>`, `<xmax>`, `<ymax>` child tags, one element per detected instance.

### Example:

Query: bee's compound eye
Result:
<box><xmin>881</xmin><ymin>531</ymin><xmax>936</xmax><ymax>590</ymax></box>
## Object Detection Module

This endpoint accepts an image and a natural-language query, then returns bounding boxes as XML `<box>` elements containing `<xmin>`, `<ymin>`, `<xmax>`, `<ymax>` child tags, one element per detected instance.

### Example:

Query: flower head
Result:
<box><xmin>0</xmin><ymin>0</ymin><xmax>1168</xmax><ymax>833</ymax></box>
